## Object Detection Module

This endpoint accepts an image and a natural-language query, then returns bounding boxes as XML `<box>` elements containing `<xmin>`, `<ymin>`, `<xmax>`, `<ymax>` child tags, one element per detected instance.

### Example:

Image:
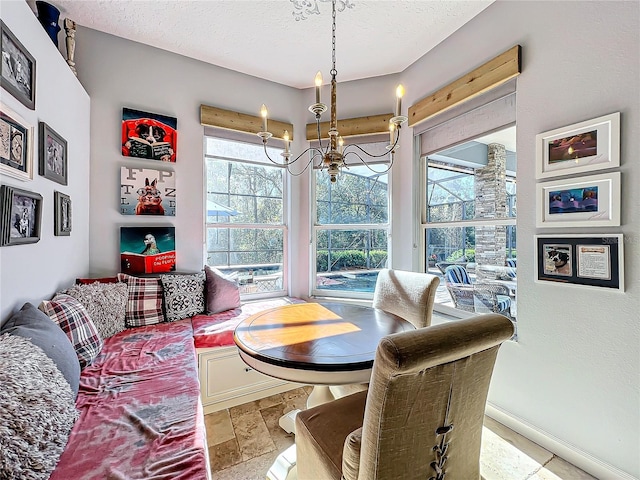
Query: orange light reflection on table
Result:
<box><xmin>239</xmin><ymin>303</ymin><xmax>362</xmax><ymax>349</ymax></box>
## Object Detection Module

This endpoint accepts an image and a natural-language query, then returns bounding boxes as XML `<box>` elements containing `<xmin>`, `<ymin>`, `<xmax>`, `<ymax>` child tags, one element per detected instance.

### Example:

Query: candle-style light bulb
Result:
<box><xmin>260</xmin><ymin>104</ymin><xmax>268</xmax><ymax>132</ymax></box>
<box><xmin>315</xmin><ymin>71</ymin><xmax>323</xmax><ymax>104</ymax></box>
<box><xmin>283</xmin><ymin>130</ymin><xmax>290</xmax><ymax>153</ymax></box>
<box><xmin>338</xmin><ymin>136</ymin><xmax>344</xmax><ymax>154</ymax></box>
<box><xmin>395</xmin><ymin>84</ymin><xmax>405</xmax><ymax>117</ymax></box>
<box><xmin>389</xmin><ymin>122</ymin><xmax>396</xmax><ymax>144</ymax></box>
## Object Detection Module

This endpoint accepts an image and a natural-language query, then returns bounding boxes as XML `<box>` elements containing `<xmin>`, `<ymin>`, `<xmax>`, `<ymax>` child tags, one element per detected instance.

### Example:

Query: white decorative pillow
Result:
<box><xmin>160</xmin><ymin>273</ymin><xmax>205</xmax><ymax>322</ymax></box>
<box><xmin>64</xmin><ymin>282</ymin><xmax>128</xmax><ymax>338</ymax></box>
<box><xmin>0</xmin><ymin>334</ymin><xmax>78</xmax><ymax>480</ymax></box>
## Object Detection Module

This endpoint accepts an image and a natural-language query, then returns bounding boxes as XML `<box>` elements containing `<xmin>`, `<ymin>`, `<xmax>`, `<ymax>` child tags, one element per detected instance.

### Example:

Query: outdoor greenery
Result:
<box><xmin>316</xmin><ymin>249</ymin><xmax>387</xmax><ymax>272</ymax></box>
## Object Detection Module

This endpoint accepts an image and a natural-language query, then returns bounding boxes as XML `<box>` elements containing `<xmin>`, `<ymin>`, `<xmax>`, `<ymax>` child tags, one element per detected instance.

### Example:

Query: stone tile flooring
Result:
<box><xmin>205</xmin><ymin>387</ymin><xmax>596</xmax><ymax>480</ymax></box>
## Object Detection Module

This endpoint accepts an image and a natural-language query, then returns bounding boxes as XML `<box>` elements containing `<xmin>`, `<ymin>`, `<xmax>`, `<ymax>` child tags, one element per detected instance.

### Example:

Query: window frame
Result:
<box><xmin>310</xmin><ymin>149</ymin><xmax>392</xmax><ymax>300</ymax></box>
<box><xmin>204</xmin><ymin>134</ymin><xmax>289</xmax><ymax>300</ymax></box>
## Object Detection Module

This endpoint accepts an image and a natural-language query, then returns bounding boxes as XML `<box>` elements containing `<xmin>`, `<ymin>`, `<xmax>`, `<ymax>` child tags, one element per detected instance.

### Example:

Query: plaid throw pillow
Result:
<box><xmin>39</xmin><ymin>294</ymin><xmax>103</xmax><ymax>369</ymax></box>
<box><xmin>160</xmin><ymin>273</ymin><xmax>205</xmax><ymax>322</ymax></box>
<box><xmin>117</xmin><ymin>273</ymin><xmax>165</xmax><ymax>327</ymax></box>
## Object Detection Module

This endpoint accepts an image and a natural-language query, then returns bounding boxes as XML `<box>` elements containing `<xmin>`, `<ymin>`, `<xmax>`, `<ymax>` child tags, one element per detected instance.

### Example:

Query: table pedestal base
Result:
<box><xmin>267</xmin><ymin>444</ymin><xmax>297</xmax><ymax>480</ymax></box>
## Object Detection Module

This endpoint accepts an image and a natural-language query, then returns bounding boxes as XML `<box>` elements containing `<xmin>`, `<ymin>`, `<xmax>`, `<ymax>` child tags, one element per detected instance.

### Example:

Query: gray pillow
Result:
<box><xmin>64</xmin><ymin>282</ymin><xmax>128</xmax><ymax>338</ymax></box>
<box><xmin>0</xmin><ymin>333</ymin><xmax>79</xmax><ymax>480</ymax></box>
<box><xmin>1</xmin><ymin>303</ymin><xmax>80</xmax><ymax>397</ymax></box>
<box><xmin>160</xmin><ymin>273</ymin><xmax>205</xmax><ymax>322</ymax></box>
<box><xmin>204</xmin><ymin>265</ymin><xmax>241</xmax><ymax>314</ymax></box>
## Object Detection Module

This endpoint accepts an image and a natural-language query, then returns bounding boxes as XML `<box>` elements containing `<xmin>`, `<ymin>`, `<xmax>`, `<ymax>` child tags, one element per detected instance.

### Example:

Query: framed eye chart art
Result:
<box><xmin>535</xmin><ymin>234</ymin><xmax>624</xmax><ymax>291</ymax></box>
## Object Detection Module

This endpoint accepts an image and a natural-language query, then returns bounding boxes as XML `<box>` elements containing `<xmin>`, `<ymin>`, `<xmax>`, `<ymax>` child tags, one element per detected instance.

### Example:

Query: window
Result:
<box><xmin>421</xmin><ymin>126</ymin><xmax>517</xmax><ymax>317</ymax></box>
<box><xmin>312</xmin><ymin>141</ymin><xmax>391</xmax><ymax>298</ymax></box>
<box><xmin>204</xmin><ymin>136</ymin><xmax>287</xmax><ymax>297</ymax></box>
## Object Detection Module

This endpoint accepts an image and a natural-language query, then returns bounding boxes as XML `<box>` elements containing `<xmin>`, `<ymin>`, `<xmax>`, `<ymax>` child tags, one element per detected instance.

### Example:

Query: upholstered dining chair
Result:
<box><xmin>372</xmin><ymin>268</ymin><xmax>440</xmax><ymax>329</ymax></box>
<box><xmin>329</xmin><ymin>269</ymin><xmax>440</xmax><ymax>399</ymax></box>
<box><xmin>295</xmin><ymin>313</ymin><xmax>515</xmax><ymax>480</ymax></box>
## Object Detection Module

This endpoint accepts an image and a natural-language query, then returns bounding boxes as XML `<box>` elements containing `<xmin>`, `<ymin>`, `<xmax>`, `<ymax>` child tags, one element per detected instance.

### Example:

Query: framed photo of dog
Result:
<box><xmin>536</xmin><ymin>172</ymin><xmax>620</xmax><ymax>228</ymax></box>
<box><xmin>0</xmin><ymin>184</ymin><xmax>42</xmax><ymax>246</ymax></box>
<box><xmin>39</xmin><ymin>121</ymin><xmax>68</xmax><ymax>185</ymax></box>
<box><xmin>121</xmin><ymin>108</ymin><xmax>177</xmax><ymax>162</ymax></box>
<box><xmin>535</xmin><ymin>112</ymin><xmax>620</xmax><ymax>179</ymax></box>
<box><xmin>0</xmin><ymin>102</ymin><xmax>33</xmax><ymax>181</ymax></box>
<box><xmin>1</xmin><ymin>21</ymin><xmax>36</xmax><ymax>110</ymax></box>
<box><xmin>535</xmin><ymin>234</ymin><xmax>624</xmax><ymax>291</ymax></box>
<box><xmin>120</xmin><ymin>166</ymin><xmax>176</xmax><ymax>215</ymax></box>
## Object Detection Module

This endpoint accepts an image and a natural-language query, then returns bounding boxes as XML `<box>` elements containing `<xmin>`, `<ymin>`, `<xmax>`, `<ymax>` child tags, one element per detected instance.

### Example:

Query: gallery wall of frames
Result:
<box><xmin>534</xmin><ymin>112</ymin><xmax>624</xmax><ymax>291</ymax></box>
<box><xmin>1</xmin><ymin>19</ymin><xmax>73</xmax><ymax>245</ymax></box>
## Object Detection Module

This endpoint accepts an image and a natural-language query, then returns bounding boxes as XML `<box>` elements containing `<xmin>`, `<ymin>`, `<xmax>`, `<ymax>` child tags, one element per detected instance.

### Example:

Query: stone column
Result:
<box><xmin>475</xmin><ymin>143</ymin><xmax>507</xmax><ymax>282</ymax></box>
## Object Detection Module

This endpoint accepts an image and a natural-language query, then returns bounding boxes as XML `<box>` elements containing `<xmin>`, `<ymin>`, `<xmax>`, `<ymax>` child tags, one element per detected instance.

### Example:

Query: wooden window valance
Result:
<box><xmin>305</xmin><ymin>113</ymin><xmax>394</xmax><ymax>140</ymax></box>
<box><xmin>200</xmin><ymin>105</ymin><xmax>294</xmax><ymax>141</ymax></box>
<box><xmin>408</xmin><ymin>45</ymin><xmax>521</xmax><ymax>127</ymax></box>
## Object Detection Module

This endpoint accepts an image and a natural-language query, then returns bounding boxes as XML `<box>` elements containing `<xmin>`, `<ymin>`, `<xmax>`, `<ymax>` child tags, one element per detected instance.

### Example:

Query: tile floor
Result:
<box><xmin>205</xmin><ymin>387</ymin><xmax>596</xmax><ymax>480</ymax></box>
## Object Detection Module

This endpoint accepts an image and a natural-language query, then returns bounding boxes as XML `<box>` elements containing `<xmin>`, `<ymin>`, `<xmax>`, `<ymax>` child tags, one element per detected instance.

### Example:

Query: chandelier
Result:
<box><xmin>258</xmin><ymin>0</ymin><xmax>407</xmax><ymax>183</ymax></box>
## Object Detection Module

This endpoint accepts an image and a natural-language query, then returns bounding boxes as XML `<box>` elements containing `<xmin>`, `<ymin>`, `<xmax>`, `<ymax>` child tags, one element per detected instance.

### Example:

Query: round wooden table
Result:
<box><xmin>234</xmin><ymin>302</ymin><xmax>414</xmax><ymax>408</ymax></box>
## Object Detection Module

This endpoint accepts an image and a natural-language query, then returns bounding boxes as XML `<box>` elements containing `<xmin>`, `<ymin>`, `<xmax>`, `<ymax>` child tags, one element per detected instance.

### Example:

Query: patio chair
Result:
<box><xmin>505</xmin><ymin>258</ymin><xmax>517</xmax><ymax>279</ymax></box>
<box><xmin>443</xmin><ymin>264</ymin><xmax>475</xmax><ymax>312</ymax></box>
<box><xmin>444</xmin><ymin>265</ymin><xmax>513</xmax><ymax>319</ymax></box>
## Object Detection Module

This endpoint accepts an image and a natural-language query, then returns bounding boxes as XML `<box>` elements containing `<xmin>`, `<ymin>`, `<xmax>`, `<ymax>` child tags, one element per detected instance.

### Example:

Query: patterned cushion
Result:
<box><xmin>64</xmin><ymin>282</ymin><xmax>128</xmax><ymax>338</ymax></box>
<box><xmin>39</xmin><ymin>294</ymin><xmax>103</xmax><ymax>369</ymax></box>
<box><xmin>160</xmin><ymin>273</ymin><xmax>205</xmax><ymax>322</ymax></box>
<box><xmin>117</xmin><ymin>273</ymin><xmax>165</xmax><ymax>327</ymax></box>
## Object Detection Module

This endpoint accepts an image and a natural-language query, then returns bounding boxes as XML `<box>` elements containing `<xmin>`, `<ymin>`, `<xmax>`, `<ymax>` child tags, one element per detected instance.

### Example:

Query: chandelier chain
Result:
<box><xmin>331</xmin><ymin>0</ymin><xmax>337</xmax><ymax>77</ymax></box>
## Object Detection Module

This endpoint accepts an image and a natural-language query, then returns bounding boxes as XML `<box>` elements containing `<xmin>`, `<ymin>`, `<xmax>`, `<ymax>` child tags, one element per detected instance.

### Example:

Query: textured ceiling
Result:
<box><xmin>43</xmin><ymin>0</ymin><xmax>494</xmax><ymax>88</ymax></box>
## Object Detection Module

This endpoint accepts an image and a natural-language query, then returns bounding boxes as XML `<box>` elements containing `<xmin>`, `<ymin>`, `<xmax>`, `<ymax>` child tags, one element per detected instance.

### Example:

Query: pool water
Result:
<box><xmin>316</xmin><ymin>272</ymin><xmax>380</xmax><ymax>293</ymax></box>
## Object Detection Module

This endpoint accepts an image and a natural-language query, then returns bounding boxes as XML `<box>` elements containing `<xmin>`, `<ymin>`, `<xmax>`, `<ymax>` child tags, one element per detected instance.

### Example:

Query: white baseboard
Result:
<box><xmin>485</xmin><ymin>403</ymin><xmax>638</xmax><ymax>480</ymax></box>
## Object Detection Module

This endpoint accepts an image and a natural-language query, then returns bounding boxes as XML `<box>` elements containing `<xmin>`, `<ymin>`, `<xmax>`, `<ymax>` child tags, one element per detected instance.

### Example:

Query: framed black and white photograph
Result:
<box><xmin>0</xmin><ymin>184</ymin><xmax>42</xmax><ymax>246</ymax></box>
<box><xmin>535</xmin><ymin>112</ymin><xmax>620</xmax><ymax>179</ymax></box>
<box><xmin>535</xmin><ymin>234</ymin><xmax>624</xmax><ymax>291</ymax></box>
<box><xmin>39</xmin><ymin>121</ymin><xmax>68</xmax><ymax>185</ymax></box>
<box><xmin>0</xmin><ymin>102</ymin><xmax>33</xmax><ymax>181</ymax></box>
<box><xmin>54</xmin><ymin>191</ymin><xmax>71</xmax><ymax>236</ymax></box>
<box><xmin>536</xmin><ymin>172</ymin><xmax>620</xmax><ymax>228</ymax></box>
<box><xmin>0</xmin><ymin>21</ymin><xmax>36</xmax><ymax>110</ymax></box>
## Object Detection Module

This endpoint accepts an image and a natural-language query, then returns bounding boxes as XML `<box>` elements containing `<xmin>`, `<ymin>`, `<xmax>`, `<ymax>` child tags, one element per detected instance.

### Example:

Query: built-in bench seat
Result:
<box><xmin>193</xmin><ymin>296</ymin><xmax>306</xmax><ymax>414</ymax></box>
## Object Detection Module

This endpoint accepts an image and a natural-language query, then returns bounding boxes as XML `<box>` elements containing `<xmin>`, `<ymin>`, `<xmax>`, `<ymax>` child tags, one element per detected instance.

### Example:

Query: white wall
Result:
<box><xmin>399</xmin><ymin>1</ymin><xmax>639</xmax><ymax>477</ymax></box>
<box><xmin>0</xmin><ymin>1</ymin><xmax>90</xmax><ymax>323</ymax></box>
<box><xmin>73</xmin><ymin>0</ymin><xmax>638</xmax><ymax>477</ymax></box>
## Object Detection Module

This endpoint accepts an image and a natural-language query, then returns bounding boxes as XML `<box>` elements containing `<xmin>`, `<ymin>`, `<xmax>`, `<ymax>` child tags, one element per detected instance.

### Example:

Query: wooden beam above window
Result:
<box><xmin>408</xmin><ymin>45</ymin><xmax>521</xmax><ymax>127</ymax></box>
<box><xmin>305</xmin><ymin>113</ymin><xmax>394</xmax><ymax>140</ymax></box>
<box><xmin>200</xmin><ymin>105</ymin><xmax>293</xmax><ymax>141</ymax></box>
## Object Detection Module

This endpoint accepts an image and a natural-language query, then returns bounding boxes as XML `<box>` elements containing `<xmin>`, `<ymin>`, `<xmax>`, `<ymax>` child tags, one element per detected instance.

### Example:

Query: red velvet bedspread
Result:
<box><xmin>191</xmin><ymin>297</ymin><xmax>305</xmax><ymax>348</ymax></box>
<box><xmin>50</xmin><ymin>319</ymin><xmax>209</xmax><ymax>480</ymax></box>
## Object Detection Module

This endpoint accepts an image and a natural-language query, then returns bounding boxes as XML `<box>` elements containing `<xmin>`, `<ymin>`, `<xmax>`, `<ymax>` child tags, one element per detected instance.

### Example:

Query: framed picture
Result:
<box><xmin>121</xmin><ymin>108</ymin><xmax>177</xmax><ymax>162</ymax></box>
<box><xmin>536</xmin><ymin>172</ymin><xmax>620</xmax><ymax>228</ymax></box>
<box><xmin>0</xmin><ymin>184</ymin><xmax>42</xmax><ymax>246</ymax></box>
<box><xmin>535</xmin><ymin>112</ymin><xmax>620</xmax><ymax>179</ymax></box>
<box><xmin>120</xmin><ymin>166</ymin><xmax>176</xmax><ymax>216</ymax></box>
<box><xmin>535</xmin><ymin>234</ymin><xmax>624</xmax><ymax>291</ymax></box>
<box><xmin>54</xmin><ymin>191</ymin><xmax>71</xmax><ymax>236</ymax></box>
<box><xmin>1</xmin><ymin>21</ymin><xmax>36</xmax><ymax>110</ymax></box>
<box><xmin>39</xmin><ymin>122</ymin><xmax>68</xmax><ymax>185</ymax></box>
<box><xmin>120</xmin><ymin>226</ymin><xmax>176</xmax><ymax>275</ymax></box>
<box><xmin>0</xmin><ymin>102</ymin><xmax>33</xmax><ymax>181</ymax></box>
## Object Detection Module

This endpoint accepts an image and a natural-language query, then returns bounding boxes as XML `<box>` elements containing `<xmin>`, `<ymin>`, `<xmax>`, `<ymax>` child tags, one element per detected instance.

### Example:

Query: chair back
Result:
<box><xmin>505</xmin><ymin>258</ymin><xmax>516</xmax><ymax>268</ymax></box>
<box><xmin>354</xmin><ymin>314</ymin><xmax>514</xmax><ymax>480</ymax></box>
<box><xmin>444</xmin><ymin>264</ymin><xmax>471</xmax><ymax>285</ymax></box>
<box><xmin>372</xmin><ymin>269</ymin><xmax>440</xmax><ymax>329</ymax></box>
